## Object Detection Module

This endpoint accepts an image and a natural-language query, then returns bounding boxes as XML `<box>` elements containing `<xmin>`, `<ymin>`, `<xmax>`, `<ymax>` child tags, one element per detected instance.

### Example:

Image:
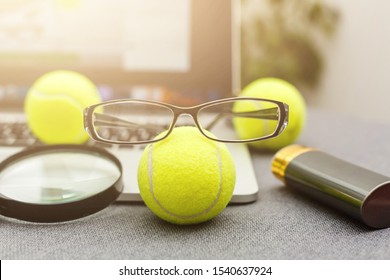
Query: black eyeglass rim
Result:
<box><xmin>84</xmin><ymin>97</ymin><xmax>289</xmax><ymax>145</ymax></box>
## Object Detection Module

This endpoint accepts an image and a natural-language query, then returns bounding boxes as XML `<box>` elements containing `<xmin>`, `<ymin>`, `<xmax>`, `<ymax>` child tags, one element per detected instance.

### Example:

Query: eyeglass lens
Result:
<box><xmin>91</xmin><ymin>99</ymin><xmax>280</xmax><ymax>143</ymax></box>
<box><xmin>92</xmin><ymin>102</ymin><xmax>173</xmax><ymax>143</ymax></box>
<box><xmin>198</xmin><ymin>99</ymin><xmax>280</xmax><ymax>141</ymax></box>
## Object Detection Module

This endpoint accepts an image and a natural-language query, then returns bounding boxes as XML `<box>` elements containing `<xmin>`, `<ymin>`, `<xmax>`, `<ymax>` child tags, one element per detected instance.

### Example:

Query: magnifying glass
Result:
<box><xmin>0</xmin><ymin>145</ymin><xmax>123</xmax><ymax>223</ymax></box>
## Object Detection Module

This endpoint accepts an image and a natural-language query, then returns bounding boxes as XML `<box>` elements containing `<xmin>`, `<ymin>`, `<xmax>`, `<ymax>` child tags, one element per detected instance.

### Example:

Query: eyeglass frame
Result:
<box><xmin>84</xmin><ymin>97</ymin><xmax>289</xmax><ymax>145</ymax></box>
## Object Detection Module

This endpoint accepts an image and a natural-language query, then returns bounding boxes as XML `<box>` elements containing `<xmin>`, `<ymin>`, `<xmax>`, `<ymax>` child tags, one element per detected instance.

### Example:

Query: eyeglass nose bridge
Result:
<box><xmin>170</xmin><ymin>107</ymin><xmax>202</xmax><ymax>130</ymax></box>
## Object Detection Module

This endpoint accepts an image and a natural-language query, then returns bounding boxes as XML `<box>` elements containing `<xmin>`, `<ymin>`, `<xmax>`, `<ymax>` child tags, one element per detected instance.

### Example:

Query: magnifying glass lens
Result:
<box><xmin>0</xmin><ymin>152</ymin><xmax>120</xmax><ymax>204</ymax></box>
<box><xmin>0</xmin><ymin>145</ymin><xmax>123</xmax><ymax>222</ymax></box>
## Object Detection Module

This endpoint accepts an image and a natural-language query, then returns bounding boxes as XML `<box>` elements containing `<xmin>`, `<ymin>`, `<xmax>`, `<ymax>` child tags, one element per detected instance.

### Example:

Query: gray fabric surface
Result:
<box><xmin>1</xmin><ymin>109</ymin><xmax>390</xmax><ymax>260</ymax></box>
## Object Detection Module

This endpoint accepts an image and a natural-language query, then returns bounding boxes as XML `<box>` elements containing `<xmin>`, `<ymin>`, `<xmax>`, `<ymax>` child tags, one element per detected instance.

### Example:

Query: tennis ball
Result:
<box><xmin>234</xmin><ymin>77</ymin><xmax>306</xmax><ymax>150</ymax></box>
<box><xmin>24</xmin><ymin>70</ymin><xmax>101</xmax><ymax>144</ymax></box>
<box><xmin>137</xmin><ymin>126</ymin><xmax>236</xmax><ymax>225</ymax></box>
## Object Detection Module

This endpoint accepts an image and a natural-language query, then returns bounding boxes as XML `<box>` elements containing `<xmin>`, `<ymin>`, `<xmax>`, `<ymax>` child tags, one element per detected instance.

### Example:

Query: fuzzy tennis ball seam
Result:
<box><xmin>146</xmin><ymin>142</ymin><xmax>225</xmax><ymax>220</ymax></box>
<box><xmin>137</xmin><ymin>126</ymin><xmax>236</xmax><ymax>225</ymax></box>
<box><xmin>234</xmin><ymin>77</ymin><xmax>306</xmax><ymax>150</ymax></box>
<box><xmin>24</xmin><ymin>70</ymin><xmax>101</xmax><ymax>144</ymax></box>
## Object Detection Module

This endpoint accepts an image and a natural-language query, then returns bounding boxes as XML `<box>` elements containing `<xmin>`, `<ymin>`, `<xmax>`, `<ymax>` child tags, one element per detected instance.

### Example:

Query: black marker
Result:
<box><xmin>272</xmin><ymin>145</ymin><xmax>390</xmax><ymax>229</ymax></box>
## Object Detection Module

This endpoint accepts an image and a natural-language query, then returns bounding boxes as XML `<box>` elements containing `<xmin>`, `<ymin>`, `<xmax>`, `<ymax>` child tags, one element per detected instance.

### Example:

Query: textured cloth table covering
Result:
<box><xmin>1</xmin><ymin>108</ymin><xmax>390</xmax><ymax>259</ymax></box>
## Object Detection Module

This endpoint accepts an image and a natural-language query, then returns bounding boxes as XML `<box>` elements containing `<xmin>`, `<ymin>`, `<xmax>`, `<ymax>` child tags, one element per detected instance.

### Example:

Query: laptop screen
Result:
<box><xmin>0</xmin><ymin>0</ymin><xmax>239</xmax><ymax>110</ymax></box>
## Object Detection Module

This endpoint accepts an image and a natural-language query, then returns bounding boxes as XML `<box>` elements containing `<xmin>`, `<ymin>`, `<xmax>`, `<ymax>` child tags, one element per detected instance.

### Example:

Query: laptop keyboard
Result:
<box><xmin>0</xmin><ymin>120</ymin><xmax>146</xmax><ymax>148</ymax></box>
<box><xmin>0</xmin><ymin>114</ymin><xmax>170</xmax><ymax>148</ymax></box>
<box><xmin>0</xmin><ymin>120</ymin><xmax>38</xmax><ymax>146</ymax></box>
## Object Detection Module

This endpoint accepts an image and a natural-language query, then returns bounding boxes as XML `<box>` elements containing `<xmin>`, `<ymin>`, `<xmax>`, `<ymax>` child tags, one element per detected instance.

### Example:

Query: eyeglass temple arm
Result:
<box><xmin>205</xmin><ymin>107</ymin><xmax>280</xmax><ymax>130</ymax></box>
<box><xmin>93</xmin><ymin>113</ymin><xmax>166</xmax><ymax>130</ymax></box>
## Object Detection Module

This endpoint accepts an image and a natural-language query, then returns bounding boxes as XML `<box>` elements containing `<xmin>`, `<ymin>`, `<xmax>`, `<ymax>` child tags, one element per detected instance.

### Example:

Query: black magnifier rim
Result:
<box><xmin>0</xmin><ymin>144</ymin><xmax>123</xmax><ymax>223</ymax></box>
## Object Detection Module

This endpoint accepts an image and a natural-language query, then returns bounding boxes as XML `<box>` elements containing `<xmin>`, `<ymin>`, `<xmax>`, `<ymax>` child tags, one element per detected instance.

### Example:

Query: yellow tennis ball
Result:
<box><xmin>24</xmin><ymin>70</ymin><xmax>101</xmax><ymax>144</ymax></box>
<box><xmin>137</xmin><ymin>126</ymin><xmax>236</xmax><ymax>225</ymax></box>
<box><xmin>234</xmin><ymin>77</ymin><xmax>306</xmax><ymax>150</ymax></box>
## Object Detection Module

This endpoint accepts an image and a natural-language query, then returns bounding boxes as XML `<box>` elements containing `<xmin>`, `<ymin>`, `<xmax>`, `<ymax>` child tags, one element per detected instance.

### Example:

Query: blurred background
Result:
<box><xmin>241</xmin><ymin>0</ymin><xmax>390</xmax><ymax>124</ymax></box>
<box><xmin>0</xmin><ymin>0</ymin><xmax>389</xmax><ymax>124</ymax></box>
<box><xmin>0</xmin><ymin>0</ymin><xmax>235</xmax><ymax>107</ymax></box>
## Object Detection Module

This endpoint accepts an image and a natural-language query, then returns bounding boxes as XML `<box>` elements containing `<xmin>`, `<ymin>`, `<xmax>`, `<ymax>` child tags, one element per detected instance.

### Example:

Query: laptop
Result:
<box><xmin>0</xmin><ymin>0</ymin><xmax>258</xmax><ymax>204</ymax></box>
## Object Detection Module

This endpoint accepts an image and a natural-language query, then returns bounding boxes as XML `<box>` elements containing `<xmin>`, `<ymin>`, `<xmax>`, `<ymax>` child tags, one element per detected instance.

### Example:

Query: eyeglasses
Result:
<box><xmin>84</xmin><ymin>97</ymin><xmax>289</xmax><ymax>145</ymax></box>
